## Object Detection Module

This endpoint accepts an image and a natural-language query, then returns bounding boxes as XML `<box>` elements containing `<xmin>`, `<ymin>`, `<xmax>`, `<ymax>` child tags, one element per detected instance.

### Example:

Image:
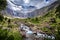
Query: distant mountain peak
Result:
<box><xmin>6</xmin><ymin>0</ymin><xmax>57</xmax><ymax>18</ymax></box>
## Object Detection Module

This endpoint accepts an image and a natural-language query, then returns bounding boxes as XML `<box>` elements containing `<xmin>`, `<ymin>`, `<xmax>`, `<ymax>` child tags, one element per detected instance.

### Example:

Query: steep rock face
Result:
<box><xmin>6</xmin><ymin>0</ymin><xmax>57</xmax><ymax>18</ymax></box>
<box><xmin>27</xmin><ymin>1</ymin><xmax>59</xmax><ymax>18</ymax></box>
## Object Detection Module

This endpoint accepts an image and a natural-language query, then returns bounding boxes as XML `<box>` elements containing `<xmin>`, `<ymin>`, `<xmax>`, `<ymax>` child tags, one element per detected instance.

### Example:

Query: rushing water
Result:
<box><xmin>6</xmin><ymin>0</ymin><xmax>57</xmax><ymax>18</ymax></box>
<box><xmin>20</xmin><ymin>24</ymin><xmax>55</xmax><ymax>40</ymax></box>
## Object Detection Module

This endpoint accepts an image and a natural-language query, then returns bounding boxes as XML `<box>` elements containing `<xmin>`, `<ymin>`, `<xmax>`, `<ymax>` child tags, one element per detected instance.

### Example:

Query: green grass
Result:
<box><xmin>8</xmin><ymin>31</ymin><xmax>23</xmax><ymax>40</ymax></box>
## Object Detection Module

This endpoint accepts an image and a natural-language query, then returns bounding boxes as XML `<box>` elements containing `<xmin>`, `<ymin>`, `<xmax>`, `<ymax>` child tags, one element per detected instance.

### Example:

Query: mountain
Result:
<box><xmin>6</xmin><ymin>0</ymin><xmax>58</xmax><ymax>18</ymax></box>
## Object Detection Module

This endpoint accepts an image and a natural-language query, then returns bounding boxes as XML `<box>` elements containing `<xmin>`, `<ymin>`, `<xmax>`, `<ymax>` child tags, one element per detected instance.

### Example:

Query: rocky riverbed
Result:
<box><xmin>19</xmin><ymin>24</ymin><xmax>55</xmax><ymax>40</ymax></box>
